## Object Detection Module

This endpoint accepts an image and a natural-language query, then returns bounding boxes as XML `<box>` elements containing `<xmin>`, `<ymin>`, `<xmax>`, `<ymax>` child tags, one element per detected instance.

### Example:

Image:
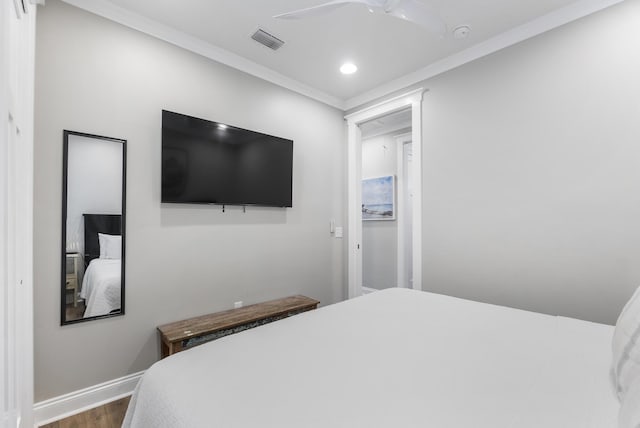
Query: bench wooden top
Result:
<box><xmin>157</xmin><ymin>295</ymin><xmax>319</xmax><ymax>342</ymax></box>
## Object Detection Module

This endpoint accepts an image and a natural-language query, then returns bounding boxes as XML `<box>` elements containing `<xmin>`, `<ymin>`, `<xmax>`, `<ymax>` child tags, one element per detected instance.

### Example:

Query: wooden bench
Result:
<box><xmin>157</xmin><ymin>295</ymin><xmax>319</xmax><ymax>359</ymax></box>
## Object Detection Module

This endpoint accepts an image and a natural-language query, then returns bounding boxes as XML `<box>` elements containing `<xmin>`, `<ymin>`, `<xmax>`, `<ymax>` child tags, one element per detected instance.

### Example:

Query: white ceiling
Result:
<box><xmin>62</xmin><ymin>0</ymin><xmax>623</xmax><ymax>110</ymax></box>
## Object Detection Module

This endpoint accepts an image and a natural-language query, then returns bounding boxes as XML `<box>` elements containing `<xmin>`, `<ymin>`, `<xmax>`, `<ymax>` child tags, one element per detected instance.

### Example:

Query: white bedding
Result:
<box><xmin>123</xmin><ymin>288</ymin><xmax>619</xmax><ymax>427</ymax></box>
<box><xmin>79</xmin><ymin>258</ymin><xmax>121</xmax><ymax>318</ymax></box>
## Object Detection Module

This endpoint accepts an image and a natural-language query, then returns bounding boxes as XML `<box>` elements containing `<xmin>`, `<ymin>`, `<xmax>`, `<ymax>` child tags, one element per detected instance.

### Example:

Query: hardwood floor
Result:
<box><xmin>65</xmin><ymin>300</ymin><xmax>87</xmax><ymax>322</ymax></box>
<box><xmin>40</xmin><ymin>396</ymin><xmax>130</xmax><ymax>428</ymax></box>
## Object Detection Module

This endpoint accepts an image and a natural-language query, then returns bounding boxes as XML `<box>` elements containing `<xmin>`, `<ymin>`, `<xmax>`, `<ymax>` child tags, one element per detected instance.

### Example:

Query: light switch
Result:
<box><xmin>335</xmin><ymin>226</ymin><xmax>343</xmax><ymax>238</ymax></box>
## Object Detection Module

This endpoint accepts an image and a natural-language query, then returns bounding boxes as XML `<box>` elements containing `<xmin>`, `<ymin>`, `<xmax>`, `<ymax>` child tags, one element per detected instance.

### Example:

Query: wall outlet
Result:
<box><xmin>335</xmin><ymin>226</ymin><xmax>343</xmax><ymax>238</ymax></box>
<box><xmin>234</xmin><ymin>301</ymin><xmax>243</xmax><ymax>309</ymax></box>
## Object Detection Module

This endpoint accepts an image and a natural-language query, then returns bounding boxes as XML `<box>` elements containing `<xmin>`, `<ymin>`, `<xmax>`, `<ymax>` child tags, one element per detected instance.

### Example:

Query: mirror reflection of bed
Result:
<box><xmin>64</xmin><ymin>214</ymin><xmax>122</xmax><ymax>321</ymax></box>
<box><xmin>83</xmin><ymin>214</ymin><xmax>122</xmax><ymax>318</ymax></box>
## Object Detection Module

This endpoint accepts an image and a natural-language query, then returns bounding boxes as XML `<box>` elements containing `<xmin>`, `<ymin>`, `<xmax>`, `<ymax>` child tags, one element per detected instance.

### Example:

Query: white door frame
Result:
<box><xmin>395</xmin><ymin>133</ymin><xmax>412</xmax><ymax>290</ymax></box>
<box><xmin>345</xmin><ymin>89</ymin><xmax>424</xmax><ymax>299</ymax></box>
<box><xmin>2</xmin><ymin>1</ymin><xmax>36</xmax><ymax>427</ymax></box>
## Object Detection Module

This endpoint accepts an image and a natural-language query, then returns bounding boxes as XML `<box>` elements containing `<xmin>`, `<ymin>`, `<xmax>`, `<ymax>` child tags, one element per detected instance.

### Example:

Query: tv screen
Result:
<box><xmin>161</xmin><ymin>110</ymin><xmax>293</xmax><ymax>207</ymax></box>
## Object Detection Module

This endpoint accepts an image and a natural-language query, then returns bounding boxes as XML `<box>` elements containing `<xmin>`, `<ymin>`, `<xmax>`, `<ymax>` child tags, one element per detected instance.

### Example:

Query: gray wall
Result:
<box><xmin>419</xmin><ymin>1</ymin><xmax>640</xmax><ymax>325</ymax></box>
<box><xmin>34</xmin><ymin>1</ymin><xmax>346</xmax><ymax>401</ymax></box>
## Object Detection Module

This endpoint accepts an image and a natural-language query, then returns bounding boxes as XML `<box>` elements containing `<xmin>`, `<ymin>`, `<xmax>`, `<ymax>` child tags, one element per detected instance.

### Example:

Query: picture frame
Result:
<box><xmin>362</xmin><ymin>175</ymin><xmax>395</xmax><ymax>221</ymax></box>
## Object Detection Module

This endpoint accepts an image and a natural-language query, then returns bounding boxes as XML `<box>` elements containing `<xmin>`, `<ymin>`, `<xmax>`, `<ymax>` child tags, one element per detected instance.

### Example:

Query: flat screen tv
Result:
<box><xmin>161</xmin><ymin>110</ymin><xmax>293</xmax><ymax>207</ymax></box>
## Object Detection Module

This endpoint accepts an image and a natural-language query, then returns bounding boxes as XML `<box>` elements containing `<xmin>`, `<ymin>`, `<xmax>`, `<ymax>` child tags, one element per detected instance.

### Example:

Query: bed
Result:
<box><xmin>80</xmin><ymin>258</ymin><xmax>121</xmax><ymax>317</ymax></box>
<box><xmin>123</xmin><ymin>287</ymin><xmax>640</xmax><ymax>427</ymax></box>
<box><xmin>80</xmin><ymin>214</ymin><xmax>122</xmax><ymax>318</ymax></box>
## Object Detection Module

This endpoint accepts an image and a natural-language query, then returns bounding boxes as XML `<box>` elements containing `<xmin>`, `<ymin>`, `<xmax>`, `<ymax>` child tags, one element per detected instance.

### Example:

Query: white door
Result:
<box><xmin>1</xmin><ymin>1</ymin><xmax>36</xmax><ymax>427</ymax></box>
<box><xmin>402</xmin><ymin>141</ymin><xmax>413</xmax><ymax>288</ymax></box>
<box><xmin>1</xmin><ymin>3</ymin><xmax>15</xmax><ymax>425</ymax></box>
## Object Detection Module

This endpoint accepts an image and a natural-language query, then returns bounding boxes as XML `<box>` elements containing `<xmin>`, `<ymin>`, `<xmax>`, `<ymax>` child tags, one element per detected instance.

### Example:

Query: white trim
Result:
<box><xmin>395</xmin><ymin>133</ymin><xmax>412</xmax><ymax>290</ymax></box>
<box><xmin>344</xmin><ymin>0</ymin><xmax>624</xmax><ymax>110</ymax></box>
<box><xmin>409</xmin><ymin>99</ymin><xmax>423</xmax><ymax>293</ymax></box>
<box><xmin>361</xmin><ymin>286</ymin><xmax>378</xmax><ymax>295</ymax></box>
<box><xmin>33</xmin><ymin>371</ymin><xmax>143</xmax><ymax>427</ymax></box>
<box><xmin>59</xmin><ymin>0</ymin><xmax>344</xmax><ymax>110</ymax></box>
<box><xmin>346</xmin><ymin>89</ymin><xmax>424</xmax><ymax>299</ymax></box>
<box><xmin>18</xmin><ymin>6</ymin><xmax>36</xmax><ymax>427</ymax></box>
<box><xmin>1</xmin><ymin>2</ymin><xmax>10</xmax><ymax>425</ymax></box>
<box><xmin>346</xmin><ymin>121</ymin><xmax>363</xmax><ymax>299</ymax></box>
<box><xmin>345</xmin><ymin>89</ymin><xmax>424</xmax><ymax>123</ymax></box>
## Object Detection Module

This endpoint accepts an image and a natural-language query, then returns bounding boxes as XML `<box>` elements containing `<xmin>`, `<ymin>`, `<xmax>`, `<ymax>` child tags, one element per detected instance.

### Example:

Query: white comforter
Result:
<box><xmin>123</xmin><ymin>288</ymin><xmax>619</xmax><ymax>427</ymax></box>
<box><xmin>80</xmin><ymin>258</ymin><xmax>121</xmax><ymax>318</ymax></box>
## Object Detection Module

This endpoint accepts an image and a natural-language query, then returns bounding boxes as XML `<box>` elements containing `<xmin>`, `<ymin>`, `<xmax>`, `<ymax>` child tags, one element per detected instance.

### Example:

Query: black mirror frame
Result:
<box><xmin>61</xmin><ymin>130</ymin><xmax>127</xmax><ymax>325</ymax></box>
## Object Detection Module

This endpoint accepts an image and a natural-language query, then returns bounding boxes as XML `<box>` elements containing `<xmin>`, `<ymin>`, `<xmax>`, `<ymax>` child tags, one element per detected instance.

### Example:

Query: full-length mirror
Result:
<box><xmin>61</xmin><ymin>130</ymin><xmax>126</xmax><ymax>325</ymax></box>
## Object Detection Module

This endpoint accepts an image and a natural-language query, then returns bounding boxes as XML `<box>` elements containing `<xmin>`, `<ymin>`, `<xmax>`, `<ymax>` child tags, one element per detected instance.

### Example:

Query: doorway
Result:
<box><xmin>359</xmin><ymin>113</ymin><xmax>412</xmax><ymax>293</ymax></box>
<box><xmin>344</xmin><ymin>89</ymin><xmax>424</xmax><ymax>298</ymax></box>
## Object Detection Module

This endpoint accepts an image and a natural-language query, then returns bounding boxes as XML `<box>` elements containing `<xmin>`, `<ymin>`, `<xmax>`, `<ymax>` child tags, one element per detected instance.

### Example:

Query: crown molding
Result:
<box><xmin>345</xmin><ymin>88</ymin><xmax>424</xmax><ymax>124</ymax></box>
<box><xmin>344</xmin><ymin>0</ymin><xmax>624</xmax><ymax>110</ymax></box>
<box><xmin>60</xmin><ymin>0</ymin><xmax>345</xmax><ymax>110</ymax></box>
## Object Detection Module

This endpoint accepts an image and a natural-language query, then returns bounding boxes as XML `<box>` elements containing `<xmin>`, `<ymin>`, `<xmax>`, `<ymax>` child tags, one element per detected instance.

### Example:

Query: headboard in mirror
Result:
<box><xmin>61</xmin><ymin>130</ymin><xmax>126</xmax><ymax>325</ymax></box>
<box><xmin>83</xmin><ymin>214</ymin><xmax>122</xmax><ymax>268</ymax></box>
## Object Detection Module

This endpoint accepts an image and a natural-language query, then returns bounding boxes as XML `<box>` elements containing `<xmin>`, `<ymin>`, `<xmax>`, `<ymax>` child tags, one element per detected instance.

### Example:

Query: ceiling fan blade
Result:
<box><xmin>274</xmin><ymin>0</ymin><xmax>381</xmax><ymax>20</ymax></box>
<box><xmin>386</xmin><ymin>0</ymin><xmax>446</xmax><ymax>36</ymax></box>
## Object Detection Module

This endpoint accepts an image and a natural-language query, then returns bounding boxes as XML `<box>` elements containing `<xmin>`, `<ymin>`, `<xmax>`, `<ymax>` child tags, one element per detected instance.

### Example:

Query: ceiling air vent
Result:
<box><xmin>251</xmin><ymin>29</ymin><xmax>285</xmax><ymax>51</ymax></box>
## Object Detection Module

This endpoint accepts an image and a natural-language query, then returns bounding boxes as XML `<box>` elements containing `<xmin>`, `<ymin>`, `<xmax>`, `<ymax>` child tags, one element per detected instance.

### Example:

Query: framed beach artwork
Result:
<box><xmin>362</xmin><ymin>175</ymin><xmax>395</xmax><ymax>221</ymax></box>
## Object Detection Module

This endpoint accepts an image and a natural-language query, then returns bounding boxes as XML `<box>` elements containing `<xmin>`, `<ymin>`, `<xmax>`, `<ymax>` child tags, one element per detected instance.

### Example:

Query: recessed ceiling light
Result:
<box><xmin>218</xmin><ymin>124</ymin><xmax>228</xmax><ymax>130</ymax></box>
<box><xmin>340</xmin><ymin>63</ymin><xmax>358</xmax><ymax>75</ymax></box>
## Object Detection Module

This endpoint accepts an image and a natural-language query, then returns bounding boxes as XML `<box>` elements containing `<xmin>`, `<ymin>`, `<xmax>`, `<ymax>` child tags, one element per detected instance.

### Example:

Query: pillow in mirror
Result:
<box><xmin>98</xmin><ymin>233</ymin><xmax>121</xmax><ymax>260</ymax></box>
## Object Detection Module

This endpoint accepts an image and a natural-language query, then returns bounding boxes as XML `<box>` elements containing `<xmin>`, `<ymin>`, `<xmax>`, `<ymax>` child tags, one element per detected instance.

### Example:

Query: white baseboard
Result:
<box><xmin>33</xmin><ymin>371</ymin><xmax>144</xmax><ymax>427</ymax></box>
<box><xmin>362</xmin><ymin>287</ymin><xmax>378</xmax><ymax>295</ymax></box>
